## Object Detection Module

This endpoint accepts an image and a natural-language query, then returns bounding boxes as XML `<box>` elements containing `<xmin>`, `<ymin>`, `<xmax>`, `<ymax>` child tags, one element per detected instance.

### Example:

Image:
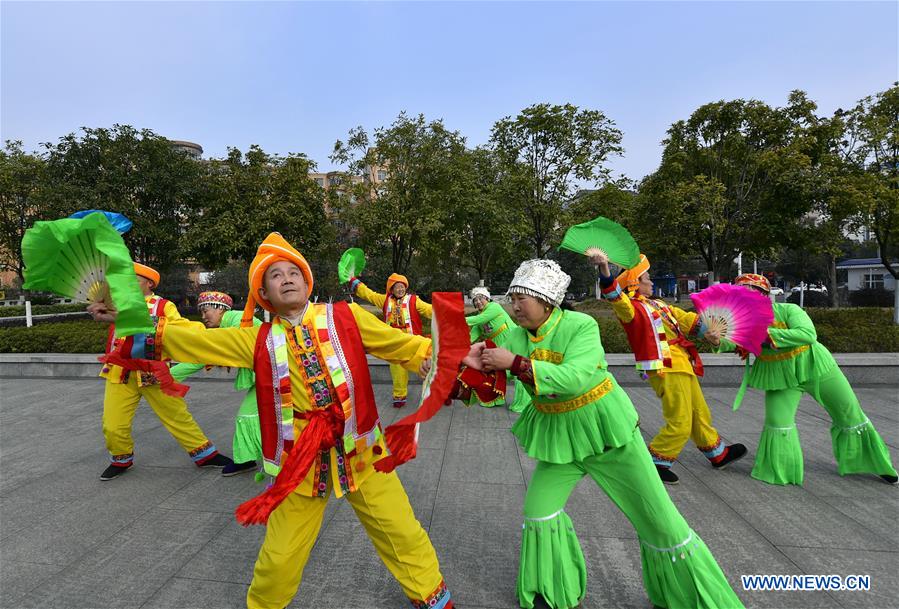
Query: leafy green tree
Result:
<box><xmin>489</xmin><ymin>103</ymin><xmax>623</xmax><ymax>257</ymax></box>
<box><xmin>635</xmin><ymin>95</ymin><xmax>825</xmax><ymax>281</ymax></box>
<box><xmin>839</xmin><ymin>83</ymin><xmax>899</xmax><ymax>320</ymax></box>
<box><xmin>440</xmin><ymin>147</ymin><xmax>521</xmax><ymax>285</ymax></box>
<box><xmin>41</xmin><ymin>125</ymin><xmax>208</xmax><ymax>271</ymax></box>
<box><xmin>331</xmin><ymin>112</ymin><xmax>468</xmax><ymax>277</ymax></box>
<box><xmin>186</xmin><ymin>146</ymin><xmax>329</xmax><ymax>268</ymax></box>
<box><xmin>0</xmin><ymin>141</ymin><xmax>54</xmax><ymax>286</ymax></box>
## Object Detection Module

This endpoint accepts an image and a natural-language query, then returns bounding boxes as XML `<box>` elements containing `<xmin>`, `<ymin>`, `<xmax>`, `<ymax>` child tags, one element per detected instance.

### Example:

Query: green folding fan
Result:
<box><xmin>558</xmin><ymin>216</ymin><xmax>640</xmax><ymax>269</ymax></box>
<box><xmin>22</xmin><ymin>211</ymin><xmax>154</xmax><ymax>337</ymax></box>
<box><xmin>338</xmin><ymin>248</ymin><xmax>366</xmax><ymax>283</ymax></box>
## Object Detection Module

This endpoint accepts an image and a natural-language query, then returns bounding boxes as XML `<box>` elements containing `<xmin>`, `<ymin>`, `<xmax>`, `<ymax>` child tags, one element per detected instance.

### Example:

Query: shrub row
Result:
<box><xmin>0</xmin><ymin>321</ymin><xmax>108</xmax><ymax>353</ymax></box>
<box><xmin>0</xmin><ymin>303</ymin><xmax>89</xmax><ymax>318</ymax></box>
<box><xmin>0</xmin><ymin>305</ymin><xmax>895</xmax><ymax>354</ymax></box>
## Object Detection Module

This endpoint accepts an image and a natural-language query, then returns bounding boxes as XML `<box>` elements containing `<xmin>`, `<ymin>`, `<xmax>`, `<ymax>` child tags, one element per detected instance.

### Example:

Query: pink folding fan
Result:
<box><xmin>690</xmin><ymin>283</ymin><xmax>774</xmax><ymax>356</ymax></box>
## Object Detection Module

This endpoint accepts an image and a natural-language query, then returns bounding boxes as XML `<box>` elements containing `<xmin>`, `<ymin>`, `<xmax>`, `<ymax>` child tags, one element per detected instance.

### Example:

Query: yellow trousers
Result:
<box><xmin>102</xmin><ymin>375</ymin><xmax>214</xmax><ymax>465</ymax></box>
<box><xmin>647</xmin><ymin>372</ymin><xmax>721</xmax><ymax>466</ymax></box>
<box><xmin>247</xmin><ymin>470</ymin><xmax>448</xmax><ymax>609</ymax></box>
<box><xmin>390</xmin><ymin>363</ymin><xmax>409</xmax><ymax>402</ymax></box>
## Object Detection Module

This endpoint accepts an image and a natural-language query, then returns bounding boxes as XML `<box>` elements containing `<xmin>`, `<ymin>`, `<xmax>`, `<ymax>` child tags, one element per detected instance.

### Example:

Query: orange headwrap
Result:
<box><xmin>386</xmin><ymin>273</ymin><xmax>409</xmax><ymax>294</ymax></box>
<box><xmin>133</xmin><ymin>263</ymin><xmax>161</xmax><ymax>288</ymax></box>
<box><xmin>616</xmin><ymin>254</ymin><xmax>650</xmax><ymax>294</ymax></box>
<box><xmin>735</xmin><ymin>273</ymin><xmax>771</xmax><ymax>294</ymax></box>
<box><xmin>242</xmin><ymin>232</ymin><xmax>314</xmax><ymax>327</ymax></box>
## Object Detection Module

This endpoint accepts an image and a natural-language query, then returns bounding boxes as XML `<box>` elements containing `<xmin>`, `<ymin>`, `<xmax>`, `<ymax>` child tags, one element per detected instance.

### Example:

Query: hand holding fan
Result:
<box><xmin>338</xmin><ymin>248</ymin><xmax>366</xmax><ymax>283</ymax></box>
<box><xmin>558</xmin><ymin>216</ymin><xmax>640</xmax><ymax>269</ymax></box>
<box><xmin>690</xmin><ymin>284</ymin><xmax>774</xmax><ymax>356</ymax></box>
<box><xmin>22</xmin><ymin>211</ymin><xmax>154</xmax><ymax>337</ymax></box>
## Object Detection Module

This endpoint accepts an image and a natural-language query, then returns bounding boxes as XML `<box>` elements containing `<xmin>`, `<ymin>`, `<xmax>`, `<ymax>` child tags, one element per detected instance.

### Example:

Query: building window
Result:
<box><xmin>329</xmin><ymin>176</ymin><xmax>341</xmax><ymax>187</ymax></box>
<box><xmin>863</xmin><ymin>273</ymin><xmax>884</xmax><ymax>289</ymax></box>
<box><xmin>314</xmin><ymin>177</ymin><xmax>324</xmax><ymax>187</ymax></box>
<box><xmin>377</xmin><ymin>169</ymin><xmax>388</xmax><ymax>181</ymax></box>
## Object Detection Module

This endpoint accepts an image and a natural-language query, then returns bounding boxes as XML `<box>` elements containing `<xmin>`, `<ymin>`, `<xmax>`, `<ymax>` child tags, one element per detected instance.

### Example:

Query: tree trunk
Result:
<box><xmin>894</xmin><ymin>284</ymin><xmax>899</xmax><ymax>325</ymax></box>
<box><xmin>827</xmin><ymin>255</ymin><xmax>839</xmax><ymax>309</ymax></box>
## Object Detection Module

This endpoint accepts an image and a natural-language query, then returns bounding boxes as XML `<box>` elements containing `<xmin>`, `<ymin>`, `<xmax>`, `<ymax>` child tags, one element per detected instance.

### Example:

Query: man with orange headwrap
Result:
<box><xmin>89</xmin><ymin>234</ymin><xmax>456</xmax><ymax>609</ymax></box>
<box><xmin>592</xmin><ymin>252</ymin><xmax>747</xmax><ymax>485</ymax></box>
<box><xmin>348</xmin><ymin>272</ymin><xmax>432</xmax><ymax>408</ymax></box>
<box><xmin>91</xmin><ymin>263</ymin><xmax>233</xmax><ymax>481</ymax></box>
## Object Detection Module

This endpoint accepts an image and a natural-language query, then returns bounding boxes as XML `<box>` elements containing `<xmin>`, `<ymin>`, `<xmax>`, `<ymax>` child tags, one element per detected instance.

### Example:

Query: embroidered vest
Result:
<box><xmin>619</xmin><ymin>297</ymin><xmax>703</xmax><ymax>376</ymax></box>
<box><xmin>619</xmin><ymin>297</ymin><xmax>674</xmax><ymax>373</ymax></box>
<box><xmin>253</xmin><ymin>302</ymin><xmax>381</xmax><ymax>477</ymax></box>
<box><xmin>383</xmin><ymin>294</ymin><xmax>424</xmax><ymax>335</ymax></box>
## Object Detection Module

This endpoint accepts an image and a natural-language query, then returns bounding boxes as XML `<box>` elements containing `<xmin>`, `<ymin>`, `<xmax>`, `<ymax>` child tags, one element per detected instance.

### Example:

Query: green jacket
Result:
<box><xmin>170</xmin><ymin>309</ymin><xmax>261</xmax><ymax>391</ymax></box>
<box><xmin>466</xmin><ymin>301</ymin><xmax>516</xmax><ymax>346</ymax></box>
<box><xmin>720</xmin><ymin>302</ymin><xmax>836</xmax><ymax>391</ymax></box>
<box><xmin>506</xmin><ymin>307</ymin><xmax>639</xmax><ymax>463</ymax></box>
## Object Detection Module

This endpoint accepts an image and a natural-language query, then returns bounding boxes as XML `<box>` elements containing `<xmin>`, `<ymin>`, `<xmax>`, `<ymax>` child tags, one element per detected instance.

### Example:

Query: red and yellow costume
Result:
<box><xmin>350</xmin><ymin>273</ymin><xmax>433</xmax><ymax>408</ymax></box>
<box><xmin>100</xmin><ymin>264</ymin><xmax>222</xmax><ymax>469</ymax></box>
<box><xmin>114</xmin><ymin>236</ymin><xmax>452</xmax><ymax>609</ymax></box>
<box><xmin>598</xmin><ymin>256</ymin><xmax>737</xmax><ymax>470</ymax></box>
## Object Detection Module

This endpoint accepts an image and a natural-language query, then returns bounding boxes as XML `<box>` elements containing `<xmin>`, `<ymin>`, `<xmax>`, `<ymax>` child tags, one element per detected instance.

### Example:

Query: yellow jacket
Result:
<box><xmin>158</xmin><ymin>302</ymin><xmax>431</xmax><ymax>498</ymax></box>
<box><xmin>354</xmin><ymin>280</ymin><xmax>432</xmax><ymax>331</ymax></box>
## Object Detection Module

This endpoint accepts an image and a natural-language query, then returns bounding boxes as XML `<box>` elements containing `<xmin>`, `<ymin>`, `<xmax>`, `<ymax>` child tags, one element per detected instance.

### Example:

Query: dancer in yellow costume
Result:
<box><xmin>95</xmin><ymin>263</ymin><xmax>233</xmax><ymax>481</ymax></box>
<box><xmin>90</xmin><ymin>236</ymin><xmax>456</xmax><ymax>609</ymax></box>
<box><xmin>349</xmin><ymin>272</ymin><xmax>432</xmax><ymax>408</ymax></box>
<box><xmin>594</xmin><ymin>252</ymin><xmax>747</xmax><ymax>485</ymax></box>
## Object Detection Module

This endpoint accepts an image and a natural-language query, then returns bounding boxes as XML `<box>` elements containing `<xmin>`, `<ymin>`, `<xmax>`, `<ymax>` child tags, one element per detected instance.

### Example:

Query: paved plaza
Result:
<box><xmin>1</xmin><ymin>376</ymin><xmax>897</xmax><ymax>609</ymax></box>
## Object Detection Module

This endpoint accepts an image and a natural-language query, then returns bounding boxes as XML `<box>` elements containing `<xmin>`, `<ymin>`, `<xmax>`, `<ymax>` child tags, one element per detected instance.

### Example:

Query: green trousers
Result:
<box><xmin>518</xmin><ymin>427</ymin><xmax>743</xmax><ymax>609</ymax></box>
<box><xmin>754</xmin><ymin>366</ymin><xmax>897</xmax><ymax>485</ymax></box>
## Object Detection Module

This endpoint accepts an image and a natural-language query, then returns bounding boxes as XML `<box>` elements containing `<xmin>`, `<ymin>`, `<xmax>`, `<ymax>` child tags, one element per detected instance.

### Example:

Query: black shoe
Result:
<box><xmin>100</xmin><ymin>464</ymin><xmax>131</xmax><ymax>481</ymax></box>
<box><xmin>712</xmin><ymin>443</ymin><xmax>748</xmax><ymax>469</ymax></box>
<box><xmin>656</xmin><ymin>465</ymin><xmax>679</xmax><ymax>485</ymax></box>
<box><xmin>222</xmin><ymin>461</ymin><xmax>257</xmax><ymax>477</ymax></box>
<box><xmin>198</xmin><ymin>453</ymin><xmax>234</xmax><ymax>468</ymax></box>
<box><xmin>880</xmin><ymin>474</ymin><xmax>898</xmax><ymax>485</ymax></box>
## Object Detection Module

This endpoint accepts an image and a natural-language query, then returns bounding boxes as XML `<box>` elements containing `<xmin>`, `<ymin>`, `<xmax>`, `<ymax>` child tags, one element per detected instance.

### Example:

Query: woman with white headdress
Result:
<box><xmin>466</xmin><ymin>286</ymin><xmax>531</xmax><ymax>412</ymax></box>
<box><xmin>471</xmin><ymin>259</ymin><xmax>743</xmax><ymax>609</ymax></box>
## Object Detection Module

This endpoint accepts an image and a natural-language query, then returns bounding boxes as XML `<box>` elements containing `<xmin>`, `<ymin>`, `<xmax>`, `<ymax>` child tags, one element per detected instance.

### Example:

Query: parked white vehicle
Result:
<box><xmin>791</xmin><ymin>284</ymin><xmax>827</xmax><ymax>294</ymax></box>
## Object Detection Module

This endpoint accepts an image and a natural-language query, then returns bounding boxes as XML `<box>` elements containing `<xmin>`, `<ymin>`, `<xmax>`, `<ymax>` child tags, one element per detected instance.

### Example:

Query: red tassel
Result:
<box><xmin>373</xmin><ymin>424</ymin><xmax>417</xmax><ymax>474</ymax></box>
<box><xmin>235</xmin><ymin>404</ymin><xmax>343</xmax><ymax>526</ymax></box>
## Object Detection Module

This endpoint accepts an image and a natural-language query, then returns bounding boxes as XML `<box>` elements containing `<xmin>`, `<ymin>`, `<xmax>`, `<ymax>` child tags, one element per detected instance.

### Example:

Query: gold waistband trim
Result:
<box><xmin>534</xmin><ymin>377</ymin><xmax>614</xmax><ymax>414</ymax></box>
<box><xmin>486</xmin><ymin>323</ymin><xmax>509</xmax><ymax>340</ymax></box>
<box><xmin>757</xmin><ymin>345</ymin><xmax>810</xmax><ymax>362</ymax></box>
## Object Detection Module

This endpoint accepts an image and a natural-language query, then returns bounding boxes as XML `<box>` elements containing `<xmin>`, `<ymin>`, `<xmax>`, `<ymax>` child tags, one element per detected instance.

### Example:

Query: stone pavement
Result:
<box><xmin>1</xmin><ymin>376</ymin><xmax>897</xmax><ymax>609</ymax></box>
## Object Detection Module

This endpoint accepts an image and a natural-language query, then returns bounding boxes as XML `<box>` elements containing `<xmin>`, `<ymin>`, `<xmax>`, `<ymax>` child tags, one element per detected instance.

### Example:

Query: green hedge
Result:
<box><xmin>0</xmin><ymin>320</ymin><xmax>108</xmax><ymax>353</ymax></box>
<box><xmin>806</xmin><ymin>308</ymin><xmax>899</xmax><ymax>353</ymax></box>
<box><xmin>0</xmin><ymin>303</ymin><xmax>88</xmax><ymax>318</ymax></box>
<box><xmin>0</xmin><ymin>305</ymin><xmax>895</xmax><ymax>354</ymax></box>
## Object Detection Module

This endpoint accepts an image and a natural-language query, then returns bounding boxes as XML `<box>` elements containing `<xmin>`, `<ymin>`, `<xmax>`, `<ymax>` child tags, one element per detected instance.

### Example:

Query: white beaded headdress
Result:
<box><xmin>506</xmin><ymin>259</ymin><xmax>570</xmax><ymax>307</ymax></box>
<box><xmin>470</xmin><ymin>286</ymin><xmax>491</xmax><ymax>300</ymax></box>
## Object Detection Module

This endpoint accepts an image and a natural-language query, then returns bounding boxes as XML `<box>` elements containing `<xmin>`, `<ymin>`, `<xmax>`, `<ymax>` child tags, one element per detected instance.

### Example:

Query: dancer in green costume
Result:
<box><xmin>170</xmin><ymin>291</ymin><xmax>263</xmax><ymax>477</ymax></box>
<box><xmin>466</xmin><ymin>286</ymin><xmax>531</xmax><ymax>412</ymax></box>
<box><xmin>471</xmin><ymin>259</ymin><xmax>743</xmax><ymax>609</ymax></box>
<box><xmin>721</xmin><ymin>274</ymin><xmax>897</xmax><ymax>486</ymax></box>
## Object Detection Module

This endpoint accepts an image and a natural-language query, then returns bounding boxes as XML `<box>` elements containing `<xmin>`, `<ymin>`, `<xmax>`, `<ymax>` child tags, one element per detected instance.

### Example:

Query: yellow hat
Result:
<box><xmin>133</xmin><ymin>263</ymin><xmax>161</xmax><ymax>288</ymax></box>
<box><xmin>386</xmin><ymin>273</ymin><xmax>409</xmax><ymax>294</ymax></box>
<box><xmin>616</xmin><ymin>254</ymin><xmax>649</xmax><ymax>294</ymax></box>
<box><xmin>242</xmin><ymin>233</ymin><xmax>314</xmax><ymax>326</ymax></box>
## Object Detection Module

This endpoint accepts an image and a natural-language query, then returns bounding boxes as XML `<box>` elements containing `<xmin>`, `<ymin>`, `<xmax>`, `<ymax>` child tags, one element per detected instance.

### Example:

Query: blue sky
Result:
<box><xmin>2</xmin><ymin>1</ymin><xmax>896</xmax><ymax>182</ymax></box>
